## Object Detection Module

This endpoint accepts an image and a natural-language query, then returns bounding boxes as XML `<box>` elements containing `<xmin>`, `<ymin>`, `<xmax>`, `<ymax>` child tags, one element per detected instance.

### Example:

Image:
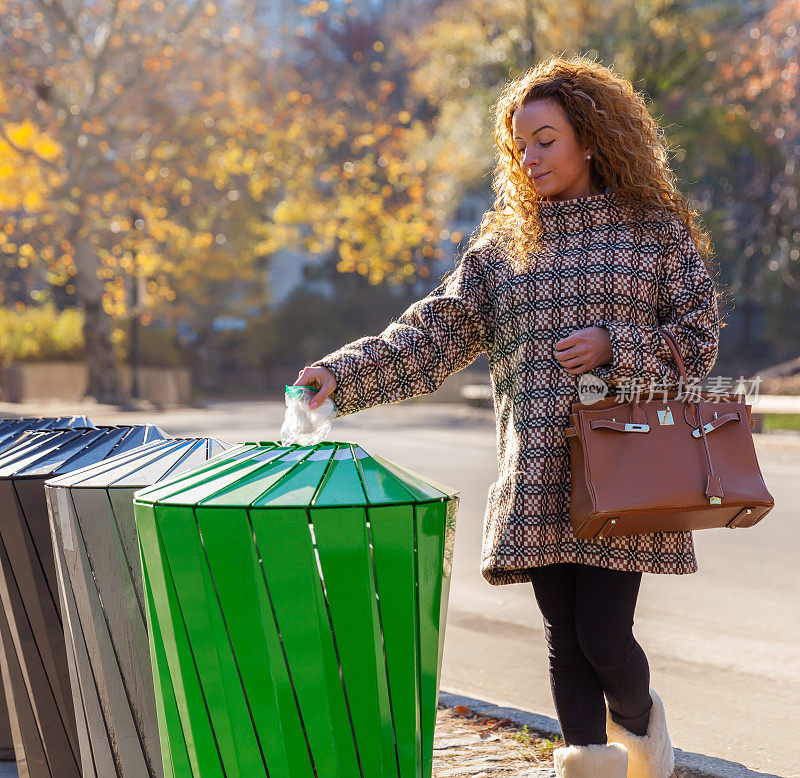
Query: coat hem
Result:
<box><xmin>480</xmin><ymin>556</ymin><xmax>699</xmax><ymax>586</ymax></box>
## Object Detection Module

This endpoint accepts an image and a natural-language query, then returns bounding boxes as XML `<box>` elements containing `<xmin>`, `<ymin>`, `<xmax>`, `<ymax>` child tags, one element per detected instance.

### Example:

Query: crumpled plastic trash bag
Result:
<box><xmin>280</xmin><ymin>384</ymin><xmax>337</xmax><ymax>446</ymax></box>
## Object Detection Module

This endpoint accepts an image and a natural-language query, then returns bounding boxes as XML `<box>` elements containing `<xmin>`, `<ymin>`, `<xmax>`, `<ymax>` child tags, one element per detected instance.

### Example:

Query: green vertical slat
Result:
<box><xmin>141</xmin><ymin>553</ymin><xmax>192</xmax><ymax>778</ymax></box>
<box><xmin>135</xmin><ymin>503</ymin><xmax>223</xmax><ymax>778</ymax></box>
<box><xmin>200</xmin><ymin>452</ymin><xmax>307</xmax><ymax>507</ymax></box>
<box><xmin>252</xmin><ymin>447</ymin><xmax>334</xmax><ymax>507</ymax></box>
<box><xmin>250</xmin><ymin>507</ymin><xmax>361</xmax><ymax>778</ymax></box>
<box><xmin>353</xmin><ymin>448</ymin><xmax>416</xmax><ymax>504</ymax></box>
<box><xmin>141</xmin><ymin>446</ymin><xmax>268</xmax><ymax>505</ymax></box>
<box><xmin>369</xmin><ymin>505</ymin><xmax>422</xmax><ymax>778</ymax></box>
<box><xmin>436</xmin><ymin>499</ymin><xmax>457</xmax><ymax>694</ymax></box>
<box><xmin>369</xmin><ymin>455</ymin><xmax>453</xmax><ymax>501</ymax></box>
<box><xmin>414</xmin><ymin>501</ymin><xmax>448</xmax><ymax>778</ymax></box>
<box><xmin>310</xmin><ymin>506</ymin><xmax>399</xmax><ymax>778</ymax></box>
<box><xmin>196</xmin><ymin>507</ymin><xmax>313</xmax><ymax>778</ymax></box>
<box><xmin>312</xmin><ymin>446</ymin><xmax>366</xmax><ymax>507</ymax></box>
<box><xmin>155</xmin><ymin>505</ymin><xmax>266</xmax><ymax>775</ymax></box>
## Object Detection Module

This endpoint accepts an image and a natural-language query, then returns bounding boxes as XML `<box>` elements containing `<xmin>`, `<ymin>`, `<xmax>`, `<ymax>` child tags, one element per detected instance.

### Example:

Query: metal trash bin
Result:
<box><xmin>0</xmin><ymin>424</ymin><xmax>166</xmax><ymax>777</ymax></box>
<box><xmin>0</xmin><ymin>416</ymin><xmax>93</xmax><ymax>762</ymax></box>
<box><xmin>45</xmin><ymin>437</ymin><xmax>232</xmax><ymax>778</ymax></box>
<box><xmin>134</xmin><ymin>441</ymin><xmax>458</xmax><ymax>778</ymax></box>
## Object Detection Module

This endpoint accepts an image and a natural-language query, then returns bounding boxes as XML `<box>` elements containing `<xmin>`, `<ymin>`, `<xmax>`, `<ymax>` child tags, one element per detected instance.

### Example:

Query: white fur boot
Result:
<box><xmin>553</xmin><ymin>742</ymin><xmax>628</xmax><ymax>778</ymax></box>
<box><xmin>606</xmin><ymin>688</ymin><xmax>676</xmax><ymax>778</ymax></box>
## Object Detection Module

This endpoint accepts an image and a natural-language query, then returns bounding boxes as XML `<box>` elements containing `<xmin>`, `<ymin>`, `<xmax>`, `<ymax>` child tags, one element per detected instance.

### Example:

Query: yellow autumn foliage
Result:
<box><xmin>0</xmin><ymin>305</ymin><xmax>84</xmax><ymax>365</ymax></box>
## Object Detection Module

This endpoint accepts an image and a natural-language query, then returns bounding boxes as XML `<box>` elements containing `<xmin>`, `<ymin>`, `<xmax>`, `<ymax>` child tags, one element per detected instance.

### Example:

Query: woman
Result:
<box><xmin>295</xmin><ymin>55</ymin><xmax>720</xmax><ymax>778</ymax></box>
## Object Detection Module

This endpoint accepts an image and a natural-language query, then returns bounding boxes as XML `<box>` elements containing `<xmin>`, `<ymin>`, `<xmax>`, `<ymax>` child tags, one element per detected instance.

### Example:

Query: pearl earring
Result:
<box><xmin>586</xmin><ymin>154</ymin><xmax>591</xmax><ymax>159</ymax></box>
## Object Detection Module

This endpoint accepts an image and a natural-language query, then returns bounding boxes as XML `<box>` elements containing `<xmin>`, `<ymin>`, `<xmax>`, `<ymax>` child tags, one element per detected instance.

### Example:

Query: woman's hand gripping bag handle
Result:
<box><xmin>280</xmin><ymin>384</ymin><xmax>338</xmax><ymax>446</ymax></box>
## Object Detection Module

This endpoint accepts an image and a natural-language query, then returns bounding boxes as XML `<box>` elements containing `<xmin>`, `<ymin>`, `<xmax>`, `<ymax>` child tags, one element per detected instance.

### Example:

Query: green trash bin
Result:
<box><xmin>0</xmin><ymin>424</ymin><xmax>166</xmax><ymax>778</ymax></box>
<box><xmin>134</xmin><ymin>441</ymin><xmax>458</xmax><ymax>778</ymax></box>
<box><xmin>45</xmin><ymin>437</ymin><xmax>233</xmax><ymax>778</ymax></box>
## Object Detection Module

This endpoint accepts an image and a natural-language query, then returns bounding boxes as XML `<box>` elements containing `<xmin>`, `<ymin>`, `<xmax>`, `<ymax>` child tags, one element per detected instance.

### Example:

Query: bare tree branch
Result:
<box><xmin>28</xmin><ymin>0</ymin><xmax>65</xmax><ymax>56</ymax></box>
<box><xmin>85</xmin><ymin>0</ymin><xmax>121</xmax><ymax>109</ymax></box>
<box><xmin>174</xmin><ymin>0</ymin><xmax>205</xmax><ymax>36</ymax></box>
<box><xmin>88</xmin><ymin>0</ymin><xmax>205</xmax><ymax>117</ymax></box>
<box><xmin>90</xmin><ymin>61</ymin><xmax>145</xmax><ymax>117</ymax></box>
<box><xmin>34</xmin><ymin>0</ymin><xmax>81</xmax><ymax>43</ymax></box>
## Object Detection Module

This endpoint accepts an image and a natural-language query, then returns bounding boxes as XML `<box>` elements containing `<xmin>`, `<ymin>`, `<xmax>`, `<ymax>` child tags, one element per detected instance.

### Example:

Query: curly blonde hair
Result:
<box><xmin>469</xmin><ymin>55</ymin><xmax>716</xmax><ymax>275</ymax></box>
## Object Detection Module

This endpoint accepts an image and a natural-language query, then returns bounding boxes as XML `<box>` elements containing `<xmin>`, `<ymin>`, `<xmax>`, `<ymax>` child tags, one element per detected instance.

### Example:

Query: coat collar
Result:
<box><xmin>537</xmin><ymin>189</ymin><xmax>620</xmax><ymax>236</ymax></box>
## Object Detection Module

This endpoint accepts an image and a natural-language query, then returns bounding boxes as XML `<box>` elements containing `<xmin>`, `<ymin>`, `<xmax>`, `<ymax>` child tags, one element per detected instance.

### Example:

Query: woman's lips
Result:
<box><xmin>533</xmin><ymin>171</ymin><xmax>550</xmax><ymax>181</ymax></box>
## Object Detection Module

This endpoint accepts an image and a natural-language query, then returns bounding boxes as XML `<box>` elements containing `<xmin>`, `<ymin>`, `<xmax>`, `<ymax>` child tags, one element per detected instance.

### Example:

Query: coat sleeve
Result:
<box><xmin>308</xmin><ymin>242</ymin><xmax>494</xmax><ymax>418</ymax></box>
<box><xmin>591</xmin><ymin>218</ymin><xmax>720</xmax><ymax>388</ymax></box>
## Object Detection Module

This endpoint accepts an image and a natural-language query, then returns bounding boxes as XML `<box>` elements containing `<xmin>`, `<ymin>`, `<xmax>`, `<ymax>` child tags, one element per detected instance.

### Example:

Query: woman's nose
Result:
<box><xmin>522</xmin><ymin>148</ymin><xmax>541</xmax><ymax>169</ymax></box>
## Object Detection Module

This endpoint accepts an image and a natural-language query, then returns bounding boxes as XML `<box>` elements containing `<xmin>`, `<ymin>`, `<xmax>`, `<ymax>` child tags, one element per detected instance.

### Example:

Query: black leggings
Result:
<box><xmin>527</xmin><ymin>562</ymin><xmax>653</xmax><ymax>746</ymax></box>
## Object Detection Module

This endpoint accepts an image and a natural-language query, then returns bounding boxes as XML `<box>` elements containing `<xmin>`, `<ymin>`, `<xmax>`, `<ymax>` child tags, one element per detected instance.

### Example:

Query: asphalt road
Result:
<box><xmin>5</xmin><ymin>398</ymin><xmax>798</xmax><ymax>776</ymax></box>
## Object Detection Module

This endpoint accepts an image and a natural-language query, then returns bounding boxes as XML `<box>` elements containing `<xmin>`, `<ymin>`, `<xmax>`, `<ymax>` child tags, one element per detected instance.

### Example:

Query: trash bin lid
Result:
<box><xmin>0</xmin><ymin>416</ymin><xmax>94</xmax><ymax>450</ymax></box>
<box><xmin>47</xmin><ymin>415</ymin><xmax>95</xmax><ymax>430</ymax></box>
<box><xmin>46</xmin><ymin>437</ymin><xmax>232</xmax><ymax>489</ymax></box>
<box><xmin>0</xmin><ymin>425</ymin><xmax>167</xmax><ymax>479</ymax></box>
<box><xmin>134</xmin><ymin>441</ymin><xmax>458</xmax><ymax>509</ymax></box>
<box><xmin>0</xmin><ymin>416</ymin><xmax>93</xmax><ymax>429</ymax></box>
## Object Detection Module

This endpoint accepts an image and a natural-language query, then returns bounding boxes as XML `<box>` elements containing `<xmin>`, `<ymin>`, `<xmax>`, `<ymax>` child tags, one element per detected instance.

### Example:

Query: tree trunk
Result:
<box><xmin>72</xmin><ymin>231</ymin><xmax>126</xmax><ymax>404</ymax></box>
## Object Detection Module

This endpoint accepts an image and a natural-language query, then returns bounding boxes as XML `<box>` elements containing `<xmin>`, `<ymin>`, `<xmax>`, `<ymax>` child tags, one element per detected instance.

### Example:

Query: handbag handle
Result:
<box><xmin>658</xmin><ymin>327</ymin><xmax>688</xmax><ymax>386</ymax></box>
<box><xmin>658</xmin><ymin>328</ymin><xmax>724</xmax><ymax>501</ymax></box>
<box><xmin>623</xmin><ymin>328</ymin><xmax>691</xmax><ymax>425</ymax></box>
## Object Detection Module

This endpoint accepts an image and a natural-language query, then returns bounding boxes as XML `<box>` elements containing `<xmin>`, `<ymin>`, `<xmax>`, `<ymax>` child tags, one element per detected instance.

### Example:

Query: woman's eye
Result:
<box><xmin>515</xmin><ymin>141</ymin><xmax>554</xmax><ymax>154</ymax></box>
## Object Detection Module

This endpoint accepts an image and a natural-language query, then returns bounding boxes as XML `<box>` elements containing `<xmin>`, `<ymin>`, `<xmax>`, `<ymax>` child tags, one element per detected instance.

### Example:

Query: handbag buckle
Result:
<box><xmin>624</xmin><ymin>423</ymin><xmax>649</xmax><ymax>432</ymax></box>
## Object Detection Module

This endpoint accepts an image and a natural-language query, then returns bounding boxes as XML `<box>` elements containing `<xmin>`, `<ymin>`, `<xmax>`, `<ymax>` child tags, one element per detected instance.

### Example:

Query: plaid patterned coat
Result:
<box><xmin>310</xmin><ymin>191</ymin><xmax>721</xmax><ymax>585</ymax></box>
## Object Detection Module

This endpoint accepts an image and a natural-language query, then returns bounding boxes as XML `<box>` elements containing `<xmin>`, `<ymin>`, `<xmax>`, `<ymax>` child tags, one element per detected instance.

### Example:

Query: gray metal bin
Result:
<box><xmin>46</xmin><ymin>437</ymin><xmax>231</xmax><ymax>778</ymax></box>
<box><xmin>0</xmin><ymin>424</ymin><xmax>165</xmax><ymax>778</ymax></box>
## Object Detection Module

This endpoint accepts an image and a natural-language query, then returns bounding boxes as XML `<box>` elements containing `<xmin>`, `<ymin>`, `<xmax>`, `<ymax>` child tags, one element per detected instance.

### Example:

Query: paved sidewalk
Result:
<box><xmin>439</xmin><ymin>692</ymin><xmax>789</xmax><ymax>778</ymax></box>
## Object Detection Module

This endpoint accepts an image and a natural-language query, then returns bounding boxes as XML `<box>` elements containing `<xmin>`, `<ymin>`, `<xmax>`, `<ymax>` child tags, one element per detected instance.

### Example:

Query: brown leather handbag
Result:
<box><xmin>565</xmin><ymin>329</ymin><xmax>774</xmax><ymax>540</ymax></box>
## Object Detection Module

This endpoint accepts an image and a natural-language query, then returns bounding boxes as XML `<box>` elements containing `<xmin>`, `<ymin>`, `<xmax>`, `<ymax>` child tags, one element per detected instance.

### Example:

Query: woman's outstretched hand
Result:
<box><xmin>554</xmin><ymin>326</ymin><xmax>613</xmax><ymax>375</ymax></box>
<box><xmin>294</xmin><ymin>366</ymin><xmax>337</xmax><ymax>409</ymax></box>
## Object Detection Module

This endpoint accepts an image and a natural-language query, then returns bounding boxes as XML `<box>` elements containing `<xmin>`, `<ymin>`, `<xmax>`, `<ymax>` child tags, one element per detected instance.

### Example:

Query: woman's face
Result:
<box><xmin>511</xmin><ymin>98</ymin><xmax>600</xmax><ymax>202</ymax></box>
